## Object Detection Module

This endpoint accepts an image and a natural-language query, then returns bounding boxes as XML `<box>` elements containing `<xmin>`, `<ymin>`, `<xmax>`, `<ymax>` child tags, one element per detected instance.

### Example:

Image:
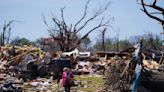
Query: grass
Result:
<box><xmin>74</xmin><ymin>75</ymin><xmax>105</xmax><ymax>92</ymax></box>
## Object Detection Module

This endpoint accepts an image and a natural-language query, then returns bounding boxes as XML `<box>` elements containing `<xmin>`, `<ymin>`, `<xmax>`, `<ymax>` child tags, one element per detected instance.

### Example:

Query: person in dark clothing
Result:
<box><xmin>57</xmin><ymin>73</ymin><xmax>62</xmax><ymax>83</ymax></box>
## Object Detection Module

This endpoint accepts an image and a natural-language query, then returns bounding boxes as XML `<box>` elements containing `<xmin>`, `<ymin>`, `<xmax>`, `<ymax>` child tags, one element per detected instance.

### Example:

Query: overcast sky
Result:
<box><xmin>0</xmin><ymin>0</ymin><xmax>163</xmax><ymax>43</ymax></box>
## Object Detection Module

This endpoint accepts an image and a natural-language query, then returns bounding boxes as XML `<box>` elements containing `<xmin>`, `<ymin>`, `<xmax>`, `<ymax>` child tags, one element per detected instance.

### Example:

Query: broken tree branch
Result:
<box><xmin>60</xmin><ymin>7</ymin><xmax>68</xmax><ymax>33</ymax></box>
<box><xmin>138</xmin><ymin>0</ymin><xmax>164</xmax><ymax>34</ymax></box>
<box><xmin>76</xmin><ymin>1</ymin><xmax>110</xmax><ymax>34</ymax></box>
<box><xmin>74</xmin><ymin>0</ymin><xmax>91</xmax><ymax>32</ymax></box>
<box><xmin>77</xmin><ymin>17</ymin><xmax>111</xmax><ymax>45</ymax></box>
<box><xmin>140</xmin><ymin>0</ymin><xmax>163</xmax><ymax>23</ymax></box>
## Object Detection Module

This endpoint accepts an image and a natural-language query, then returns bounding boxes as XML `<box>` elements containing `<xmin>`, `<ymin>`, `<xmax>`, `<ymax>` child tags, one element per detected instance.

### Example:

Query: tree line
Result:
<box><xmin>93</xmin><ymin>32</ymin><xmax>163</xmax><ymax>51</ymax></box>
<box><xmin>0</xmin><ymin>32</ymin><xmax>162</xmax><ymax>52</ymax></box>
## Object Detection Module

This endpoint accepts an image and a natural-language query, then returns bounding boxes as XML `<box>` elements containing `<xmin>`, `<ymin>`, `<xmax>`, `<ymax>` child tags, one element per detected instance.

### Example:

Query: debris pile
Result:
<box><xmin>99</xmin><ymin>42</ymin><xmax>164</xmax><ymax>92</ymax></box>
<box><xmin>0</xmin><ymin>44</ymin><xmax>163</xmax><ymax>92</ymax></box>
<box><xmin>143</xmin><ymin>60</ymin><xmax>160</xmax><ymax>70</ymax></box>
<box><xmin>0</xmin><ymin>45</ymin><xmax>49</xmax><ymax>81</ymax></box>
<box><xmin>0</xmin><ymin>45</ymin><xmax>45</xmax><ymax>65</ymax></box>
<box><xmin>100</xmin><ymin>56</ymin><xmax>131</xmax><ymax>92</ymax></box>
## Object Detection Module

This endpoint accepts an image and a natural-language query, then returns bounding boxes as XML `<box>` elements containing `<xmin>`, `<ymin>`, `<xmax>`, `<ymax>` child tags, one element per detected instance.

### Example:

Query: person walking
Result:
<box><xmin>62</xmin><ymin>67</ymin><xmax>73</xmax><ymax>92</ymax></box>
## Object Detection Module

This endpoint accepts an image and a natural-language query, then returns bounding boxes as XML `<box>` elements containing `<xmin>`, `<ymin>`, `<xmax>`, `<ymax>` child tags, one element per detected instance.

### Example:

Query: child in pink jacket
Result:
<box><xmin>62</xmin><ymin>67</ymin><xmax>73</xmax><ymax>92</ymax></box>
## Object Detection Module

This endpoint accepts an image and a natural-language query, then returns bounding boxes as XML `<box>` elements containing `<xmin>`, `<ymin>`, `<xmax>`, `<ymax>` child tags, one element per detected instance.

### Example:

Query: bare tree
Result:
<box><xmin>101</xmin><ymin>28</ymin><xmax>107</xmax><ymax>51</ymax></box>
<box><xmin>137</xmin><ymin>0</ymin><xmax>164</xmax><ymax>34</ymax></box>
<box><xmin>0</xmin><ymin>20</ymin><xmax>21</xmax><ymax>46</ymax></box>
<box><xmin>116</xmin><ymin>30</ymin><xmax>120</xmax><ymax>51</ymax></box>
<box><xmin>43</xmin><ymin>0</ymin><xmax>113</xmax><ymax>51</ymax></box>
<box><xmin>0</xmin><ymin>20</ymin><xmax>14</xmax><ymax>46</ymax></box>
